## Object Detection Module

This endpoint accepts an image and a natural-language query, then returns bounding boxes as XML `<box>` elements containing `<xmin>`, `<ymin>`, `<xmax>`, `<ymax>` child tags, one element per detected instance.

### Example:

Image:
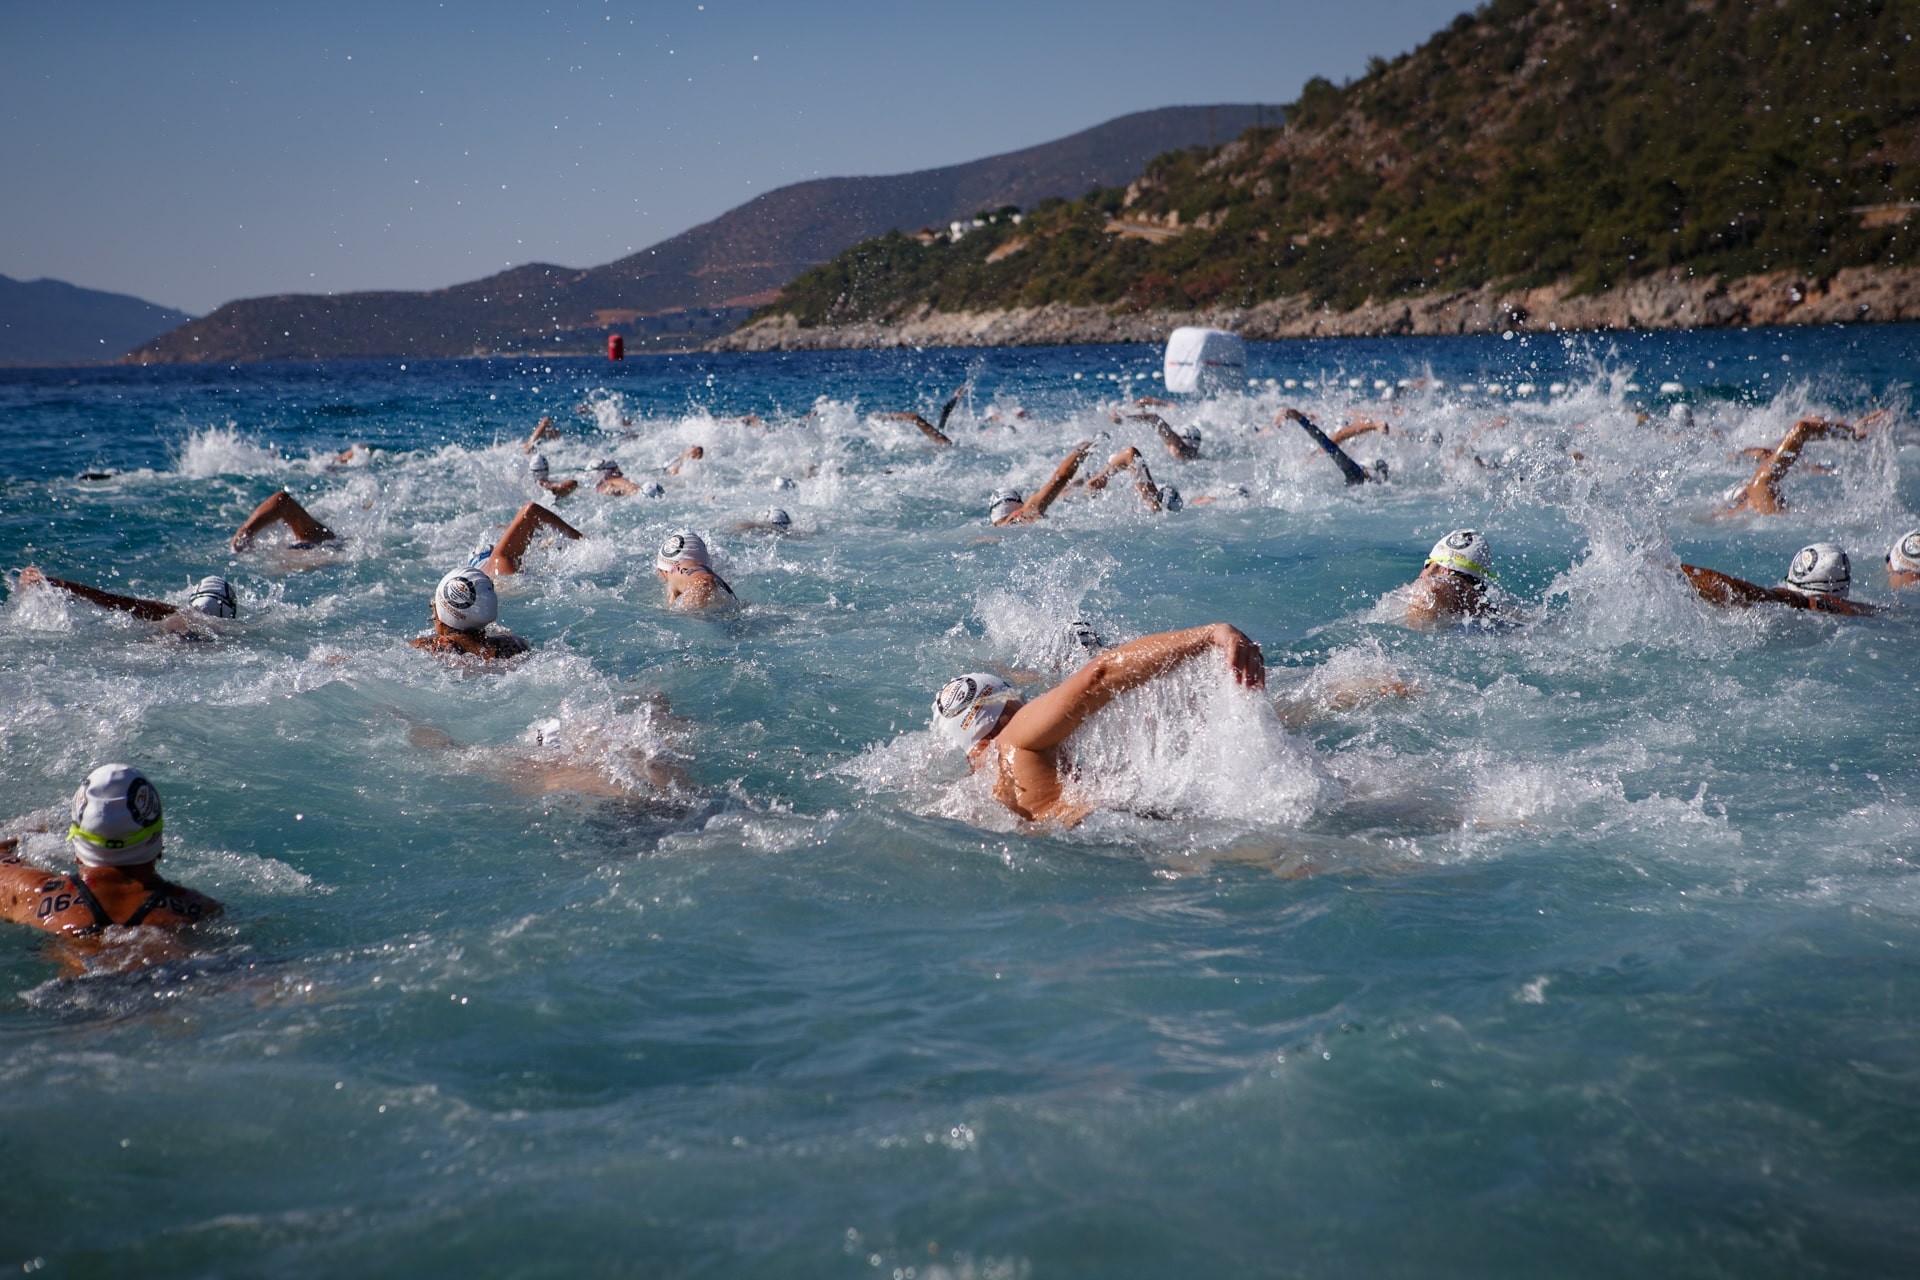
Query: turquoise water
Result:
<box><xmin>2</xmin><ymin>328</ymin><xmax>1918</xmax><ymax>1276</ymax></box>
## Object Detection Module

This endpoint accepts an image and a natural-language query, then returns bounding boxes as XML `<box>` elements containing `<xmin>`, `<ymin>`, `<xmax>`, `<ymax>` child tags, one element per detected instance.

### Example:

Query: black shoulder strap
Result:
<box><xmin>65</xmin><ymin>874</ymin><xmax>117</xmax><ymax>931</ymax></box>
<box><xmin>120</xmin><ymin>890</ymin><xmax>173</xmax><ymax>928</ymax></box>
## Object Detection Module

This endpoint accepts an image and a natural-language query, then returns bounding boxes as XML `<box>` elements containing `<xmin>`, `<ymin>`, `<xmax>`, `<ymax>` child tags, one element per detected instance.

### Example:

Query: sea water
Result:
<box><xmin>1</xmin><ymin>327</ymin><xmax>1917</xmax><ymax>1277</ymax></box>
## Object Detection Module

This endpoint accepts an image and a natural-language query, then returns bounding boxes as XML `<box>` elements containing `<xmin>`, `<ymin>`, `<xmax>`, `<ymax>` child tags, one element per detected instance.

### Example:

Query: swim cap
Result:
<box><xmin>1067</xmin><ymin>619</ymin><xmax>1105</xmax><ymax>653</ymax></box>
<box><xmin>434</xmin><ymin>566</ymin><xmax>499</xmax><ymax>631</ymax></box>
<box><xmin>188</xmin><ymin>575</ymin><xmax>237</xmax><ymax>619</ymax></box>
<box><xmin>1887</xmin><ymin>529</ymin><xmax>1920</xmax><ymax>575</ymax></box>
<box><xmin>1669</xmin><ymin>403</ymin><xmax>1695</xmax><ymax>427</ymax></box>
<box><xmin>771</xmin><ymin>476</ymin><xmax>796</xmax><ymax>491</ymax></box>
<box><xmin>1426</xmin><ymin>529</ymin><xmax>1495</xmax><ymax>581</ymax></box>
<box><xmin>931</xmin><ymin>673</ymin><xmax>1016</xmax><ymax>748</ymax></box>
<box><xmin>989</xmin><ymin>489</ymin><xmax>1024</xmax><ymax>522</ymax></box>
<box><xmin>592</xmin><ymin>458</ymin><xmax>621</xmax><ymax>476</ymax></box>
<box><xmin>640</xmin><ymin>482</ymin><xmax>666</xmax><ymax>498</ymax></box>
<box><xmin>761</xmin><ymin>508</ymin><xmax>791</xmax><ymax>527</ymax></box>
<box><xmin>1368</xmin><ymin>459</ymin><xmax>1390</xmax><ymax>482</ymax></box>
<box><xmin>1784</xmin><ymin>542</ymin><xmax>1850</xmax><ymax>597</ymax></box>
<box><xmin>655</xmin><ymin>530</ymin><xmax>710</xmax><ymax>572</ymax></box>
<box><xmin>1180</xmin><ymin>425</ymin><xmax>1201</xmax><ymax>448</ymax></box>
<box><xmin>1159</xmin><ymin>485</ymin><xmax>1183</xmax><ymax>512</ymax></box>
<box><xmin>68</xmin><ymin>764</ymin><xmax>164</xmax><ymax>868</ymax></box>
<box><xmin>529</xmin><ymin>453</ymin><xmax>550</xmax><ymax>477</ymax></box>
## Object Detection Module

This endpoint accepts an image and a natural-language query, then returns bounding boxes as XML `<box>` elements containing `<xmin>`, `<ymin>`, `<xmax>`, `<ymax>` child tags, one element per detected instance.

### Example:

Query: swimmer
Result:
<box><xmin>1885</xmin><ymin>528</ymin><xmax>1920</xmax><ymax>589</ymax></box>
<box><xmin>1279</xmin><ymin>408</ymin><xmax>1386</xmax><ymax>485</ymax></box>
<box><xmin>410</xmin><ymin>567</ymin><xmax>531</xmax><ymax>659</ymax></box>
<box><xmin>1721</xmin><ymin>412</ymin><xmax>1888</xmax><ymax>516</ymax></box>
<box><xmin>1681</xmin><ymin>542</ymin><xmax>1878</xmax><ymax>615</ymax></box>
<box><xmin>1407</xmin><ymin>529</ymin><xmax>1500</xmax><ymax>628</ymax></box>
<box><xmin>732</xmin><ymin>507</ymin><xmax>793</xmax><ymax>535</ymax></box>
<box><xmin>931</xmin><ymin>622</ymin><xmax>1266</xmax><ymax>826</ymax></box>
<box><xmin>655</xmin><ymin>531</ymin><xmax>736</xmax><ymax>610</ymax></box>
<box><xmin>231</xmin><ymin>490</ymin><xmax>337</xmax><ymax>551</ymax></box>
<box><xmin>13</xmin><ymin>567</ymin><xmax>237</xmax><ymax>635</ymax></box>
<box><xmin>665</xmin><ymin>445</ymin><xmax>704</xmax><ymax>476</ymax></box>
<box><xmin>523</xmin><ymin>415</ymin><xmax>561</xmax><ymax>453</ymax></box>
<box><xmin>992</xmin><ymin>441</ymin><xmax>1095</xmax><ymax>525</ymax></box>
<box><xmin>0</xmin><ymin>765</ymin><xmax>221</xmax><ymax>950</ymax></box>
<box><xmin>591</xmin><ymin>459</ymin><xmax>641</xmax><ymax>497</ymax></box>
<box><xmin>528</xmin><ymin>453</ymin><xmax>579</xmax><ymax>499</ymax></box>
<box><xmin>475</xmin><ymin>502</ymin><xmax>583</xmax><ymax>578</ymax></box>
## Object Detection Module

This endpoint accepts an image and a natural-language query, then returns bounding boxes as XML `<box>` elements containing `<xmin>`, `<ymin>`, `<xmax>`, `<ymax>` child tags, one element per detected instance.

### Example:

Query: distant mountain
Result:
<box><xmin>0</xmin><ymin>276</ymin><xmax>192</xmax><ymax>367</ymax></box>
<box><xmin>128</xmin><ymin>105</ymin><xmax>1272</xmax><ymax>364</ymax></box>
<box><xmin>749</xmin><ymin>0</ymin><xmax>1920</xmax><ymax>335</ymax></box>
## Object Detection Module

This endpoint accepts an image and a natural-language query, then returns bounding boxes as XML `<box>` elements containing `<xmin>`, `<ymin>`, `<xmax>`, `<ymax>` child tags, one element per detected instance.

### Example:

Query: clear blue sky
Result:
<box><xmin>2</xmin><ymin>0</ymin><xmax>1473</xmax><ymax>315</ymax></box>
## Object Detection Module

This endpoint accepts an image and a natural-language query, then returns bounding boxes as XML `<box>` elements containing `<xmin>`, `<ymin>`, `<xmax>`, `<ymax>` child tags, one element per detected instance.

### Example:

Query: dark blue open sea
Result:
<box><xmin>3</xmin><ymin>326</ymin><xmax>1919</xmax><ymax>1277</ymax></box>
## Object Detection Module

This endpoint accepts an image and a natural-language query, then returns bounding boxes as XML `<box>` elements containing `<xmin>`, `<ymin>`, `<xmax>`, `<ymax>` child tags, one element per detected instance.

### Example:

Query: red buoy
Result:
<box><xmin>607</xmin><ymin>333</ymin><xmax>625</xmax><ymax>361</ymax></box>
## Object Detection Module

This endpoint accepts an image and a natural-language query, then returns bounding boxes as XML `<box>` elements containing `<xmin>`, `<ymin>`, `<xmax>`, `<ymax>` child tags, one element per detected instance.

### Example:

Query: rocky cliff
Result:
<box><xmin>713</xmin><ymin>267</ymin><xmax>1920</xmax><ymax>351</ymax></box>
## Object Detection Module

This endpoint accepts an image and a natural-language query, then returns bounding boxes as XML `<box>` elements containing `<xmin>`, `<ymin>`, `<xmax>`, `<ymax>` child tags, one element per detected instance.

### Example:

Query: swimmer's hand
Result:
<box><xmin>230</xmin><ymin>530</ymin><xmax>253</xmax><ymax>552</ymax></box>
<box><xmin>1212</xmin><ymin>623</ymin><xmax>1265</xmax><ymax>689</ymax></box>
<box><xmin>16</xmin><ymin>565</ymin><xmax>45</xmax><ymax>590</ymax></box>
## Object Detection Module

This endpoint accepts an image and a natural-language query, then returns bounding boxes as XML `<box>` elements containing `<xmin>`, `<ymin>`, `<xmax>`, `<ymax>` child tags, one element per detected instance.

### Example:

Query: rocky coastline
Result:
<box><xmin>709</xmin><ymin>266</ymin><xmax>1920</xmax><ymax>352</ymax></box>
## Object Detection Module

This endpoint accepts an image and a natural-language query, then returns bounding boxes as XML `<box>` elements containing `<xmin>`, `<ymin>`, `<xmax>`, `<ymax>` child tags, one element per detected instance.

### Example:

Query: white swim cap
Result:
<box><xmin>771</xmin><ymin>476</ymin><xmax>796</xmax><ymax>491</ymax></box>
<box><xmin>655</xmin><ymin>530</ymin><xmax>710</xmax><ymax>571</ymax></box>
<box><xmin>988</xmin><ymin>489</ymin><xmax>1024</xmax><ymax>522</ymax></box>
<box><xmin>1784</xmin><ymin>542</ymin><xmax>1850</xmax><ymax>597</ymax></box>
<box><xmin>69</xmin><ymin>763</ymin><xmax>164</xmax><ymax>868</ymax></box>
<box><xmin>188</xmin><ymin>575</ymin><xmax>237</xmax><ymax>619</ymax></box>
<box><xmin>1887</xmin><ymin>529</ymin><xmax>1920</xmax><ymax>575</ymax></box>
<box><xmin>1159</xmin><ymin>485</ymin><xmax>1183</xmax><ymax>512</ymax></box>
<box><xmin>434</xmin><ymin>566</ymin><xmax>499</xmax><ymax>631</ymax></box>
<box><xmin>761</xmin><ymin>508</ymin><xmax>791</xmax><ymax>527</ymax></box>
<box><xmin>640</xmin><ymin>481</ymin><xmax>666</xmax><ymax>498</ymax></box>
<box><xmin>1669</xmin><ymin>402</ymin><xmax>1695</xmax><ymax>427</ymax></box>
<box><xmin>1067</xmin><ymin>619</ymin><xmax>1105</xmax><ymax>653</ymax></box>
<box><xmin>1180</xmin><ymin>425</ymin><xmax>1201</xmax><ymax>447</ymax></box>
<box><xmin>1426</xmin><ymin>529</ymin><xmax>1495</xmax><ymax>581</ymax></box>
<box><xmin>931</xmin><ymin>673</ymin><xmax>1016</xmax><ymax>748</ymax></box>
<box><xmin>529</xmin><ymin>453</ymin><xmax>550</xmax><ymax>476</ymax></box>
<box><xmin>592</xmin><ymin>458</ymin><xmax>621</xmax><ymax>476</ymax></box>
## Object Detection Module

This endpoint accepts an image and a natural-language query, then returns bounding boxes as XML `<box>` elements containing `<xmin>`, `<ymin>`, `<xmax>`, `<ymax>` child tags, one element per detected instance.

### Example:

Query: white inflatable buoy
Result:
<box><xmin>1162</xmin><ymin>327</ymin><xmax>1246</xmax><ymax>394</ymax></box>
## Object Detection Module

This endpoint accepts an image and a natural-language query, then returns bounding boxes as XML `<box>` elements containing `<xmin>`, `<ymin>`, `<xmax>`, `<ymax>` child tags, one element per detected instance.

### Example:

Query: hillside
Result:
<box><xmin>0</xmin><ymin>276</ymin><xmax>192</xmax><ymax>367</ymax></box>
<box><xmin>125</xmin><ymin>105</ymin><xmax>1269</xmax><ymax>365</ymax></box>
<box><xmin>738</xmin><ymin>0</ymin><xmax>1920</xmax><ymax>342</ymax></box>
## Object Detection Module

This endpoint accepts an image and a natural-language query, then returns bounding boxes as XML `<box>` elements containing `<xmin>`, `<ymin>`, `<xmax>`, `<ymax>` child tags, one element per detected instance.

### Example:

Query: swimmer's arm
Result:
<box><xmin>1281</xmin><ymin>408</ymin><xmax>1372</xmax><ymax>485</ymax></box>
<box><xmin>1082</xmin><ymin>446</ymin><xmax>1140</xmax><ymax>492</ymax></box>
<box><xmin>539</xmin><ymin>477</ymin><xmax>580</xmax><ymax>498</ymax></box>
<box><xmin>1008</xmin><ymin>441</ymin><xmax>1092</xmax><ymax>522</ymax></box>
<box><xmin>665</xmin><ymin>445</ymin><xmax>704</xmax><ymax>475</ymax></box>
<box><xmin>882</xmin><ymin>412</ymin><xmax>952</xmax><ymax>447</ymax></box>
<box><xmin>487</xmin><ymin>502</ymin><xmax>583</xmax><ymax>576</ymax></box>
<box><xmin>600</xmin><ymin>474</ymin><xmax>640</xmax><ymax>496</ymax></box>
<box><xmin>1680</xmin><ymin>564</ymin><xmax>1777</xmax><ymax>608</ymax></box>
<box><xmin>233</xmin><ymin>491</ymin><xmax>335</xmax><ymax>550</ymax></box>
<box><xmin>1330</xmin><ymin>418</ymin><xmax>1390</xmax><ymax>445</ymax></box>
<box><xmin>936</xmin><ymin>387</ymin><xmax>964</xmax><ymax>435</ymax></box>
<box><xmin>1126</xmin><ymin>412</ymin><xmax>1197</xmax><ymax>460</ymax></box>
<box><xmin>523</xmin><ymin>417</ymin><xmax>559</xmax><ymax>452</ymax></box>
<box><xmin>998</xmin><ymin>624</ymin><xmax>1265</xmax><ymax>753</ymax></box>
<box><xmin>19</xmin><ymin>568</ymin><xmax>177</xmax><ymax>622</ymax></box>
